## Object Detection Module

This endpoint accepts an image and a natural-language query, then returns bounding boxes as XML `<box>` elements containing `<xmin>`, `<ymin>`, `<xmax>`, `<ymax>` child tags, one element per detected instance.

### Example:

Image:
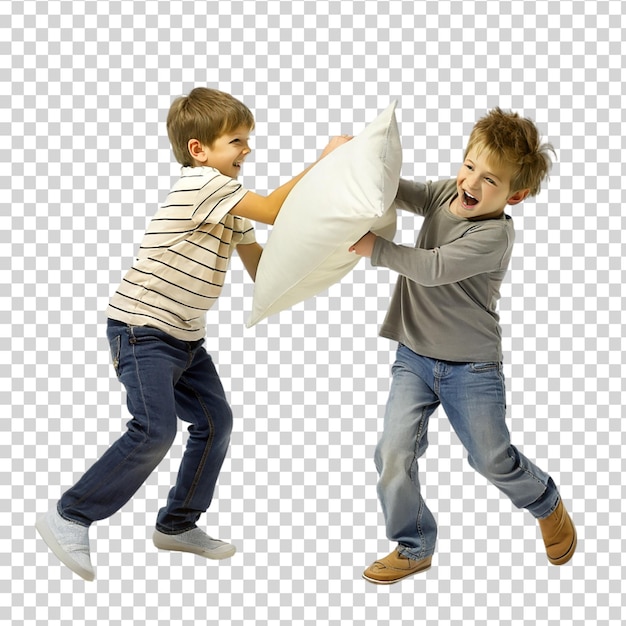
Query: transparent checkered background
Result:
<box><xmin>2</xmin><ymin>0</ymin><xmax>625</xmax><ymax>625</ymax></box>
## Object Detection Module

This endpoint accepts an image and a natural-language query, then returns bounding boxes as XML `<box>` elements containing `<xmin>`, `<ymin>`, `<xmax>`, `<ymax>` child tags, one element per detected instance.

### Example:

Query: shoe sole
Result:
<box><xmin>362</xmin><ymin>562</ymin><xmax>432</xmax><ymax>584</ymax></box>
<box><xmin>35</xmin><ymin>517</ymin><xmax>95</xmax><ymax>581</ymax></box>
<box><xmin>548</xmin><ymin>526</ymin><xmax>577</xmax><ymax>566</ymax></box>
<box><xmin>152</xmin><ymin>531</ymin><xmax>236</xmax><ymax>560</ymax></box>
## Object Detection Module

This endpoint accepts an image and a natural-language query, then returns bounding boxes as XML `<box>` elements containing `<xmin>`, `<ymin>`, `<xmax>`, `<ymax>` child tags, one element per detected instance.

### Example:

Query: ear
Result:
<box><xmin>187</xmin><ymin>139</ymin><xmax>208</xmax><ymax>164</ymax></box>
<box><xmin>507</xmin><ymin>188</ymin><xmax>530</xmax><ymax>206</ymax></box>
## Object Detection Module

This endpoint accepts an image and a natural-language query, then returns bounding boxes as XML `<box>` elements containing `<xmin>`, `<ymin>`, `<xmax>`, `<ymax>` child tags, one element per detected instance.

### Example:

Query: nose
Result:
<box><xmin>466</xmin><ymin>171</ymin><xmax>480</xmax><ymax>190</ymax></box>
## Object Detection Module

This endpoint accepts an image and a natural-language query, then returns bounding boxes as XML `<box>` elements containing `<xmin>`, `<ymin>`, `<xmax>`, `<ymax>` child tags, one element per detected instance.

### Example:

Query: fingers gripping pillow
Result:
<box><xmin>247</xmin><ymin>101</ymin><xmax>401</xmax><ymax>327</ymax></box>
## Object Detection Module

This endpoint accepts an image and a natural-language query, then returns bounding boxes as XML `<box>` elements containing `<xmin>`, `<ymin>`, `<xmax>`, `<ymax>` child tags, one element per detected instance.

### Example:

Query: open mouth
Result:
<box><xmin>463</xmin><ymin>191</ymin><xmax>479</xmax><ymax>207</ymax></box>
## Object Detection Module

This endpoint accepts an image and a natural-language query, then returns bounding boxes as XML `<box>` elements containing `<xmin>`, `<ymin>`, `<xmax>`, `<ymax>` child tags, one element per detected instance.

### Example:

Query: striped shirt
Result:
<box><xmin>107</xmin><ymin>166</ymin><xmax>254</xmax><ymax>340</ymax></box>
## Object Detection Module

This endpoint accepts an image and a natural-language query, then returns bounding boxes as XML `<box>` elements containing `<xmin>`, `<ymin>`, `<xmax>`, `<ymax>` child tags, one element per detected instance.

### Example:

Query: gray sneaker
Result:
<box><xmin>35</xmin><ymin>507</ymin><xmax>95</xmax><ymax>581</ymax></box>
<box><xmin>153</xmin><ymin>528</ymin><xmax>236</xmax><ymax>560</ymax></box>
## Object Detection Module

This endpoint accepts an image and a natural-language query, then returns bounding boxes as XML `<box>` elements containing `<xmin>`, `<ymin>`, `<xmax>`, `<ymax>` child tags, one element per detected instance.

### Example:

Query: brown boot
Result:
<box><xmin>538</xmin><ymin>499</ymin><xmax>577</xmax><ymax>565</ymax></box>
<box><xmin>362</xmin><ymin>549</ymin><xmax>432</xmax><ymax>584</ymax></box>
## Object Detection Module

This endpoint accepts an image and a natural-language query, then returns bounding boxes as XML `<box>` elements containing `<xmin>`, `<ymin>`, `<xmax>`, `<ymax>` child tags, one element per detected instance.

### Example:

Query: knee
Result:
<box><xmin>221</xmin><ymin>403</ymin><xmax>234</xmax><ymax>438</ymax></box>
<box><xmin>374</xmin><ymin>435</ymin><xmax>397</xmax><ymax>474</ymax></box>
<box><xmin>143</xmin><ymin>422</ymin><xmax>178</xmax><ymax>458</ymax></box>
<box><xmin>468</xmin><ymin>446</ymin><xmax>513</xmax><ymax>480</ymax></box>
<box><xmin>194</xmin><ymin>402</ymin><xmax>233</xmax><ymax>450</ymax></box>
<box><xmin>213</xmin><ymin>408</ymin><xmax>233</xmax><ymax>451</ymax></box>
<box><xmin>375</xmin><ymin>434</ymin><xmax>426</xmax><ymax>479</ymax></box>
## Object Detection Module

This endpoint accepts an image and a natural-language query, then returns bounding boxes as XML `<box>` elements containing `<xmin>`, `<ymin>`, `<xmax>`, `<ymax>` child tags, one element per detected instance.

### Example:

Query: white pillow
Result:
<box><xmin>246</xmin><ymin>101</ymin><xmax>401</xmax><ymax>327</ymax></box>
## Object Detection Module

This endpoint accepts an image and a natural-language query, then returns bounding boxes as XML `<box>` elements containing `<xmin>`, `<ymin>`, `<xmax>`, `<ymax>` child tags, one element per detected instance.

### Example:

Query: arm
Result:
<box><xmin>394</xmin><ymin>178</ymin><xmax>457</xmax><ymax>216</ymax></box>
<box><xmin>229</xmin><ymin>167</ymin><xmax>314</xmax><ymax>225</ymax></box>
<box><xmin>237</xmin><ymin>241</ymin><xmax>263</xmax><ymax>281</ymax></box>
<box><xmin>371</xmin><ymin>229</ymin><xmax>510</xmax><ymax>286</ymax></box>
<box><xmin>352</xmin><ymin>226</ymin><xmax>510</xmax><ymax>286</ymax></box>
<box><xmin>229</xmin><ymin>136</ymin><xmax>352</xmax><ymax>225</ymax></box>
<box><xmin>394</xmin><ymin>178</ymin><xmax>430</xmax><ymax>215</ymax></box>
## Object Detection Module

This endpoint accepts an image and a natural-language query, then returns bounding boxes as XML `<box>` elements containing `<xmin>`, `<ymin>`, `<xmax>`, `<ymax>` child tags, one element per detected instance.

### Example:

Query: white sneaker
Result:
<box><xmin>153</xmin><ymin>528</ymin><xmax>236</xmax><ymax>560</ymax></box>
<box><xmin>36</xmin><ymin>507</ymin><xmax>95</xmax><ymax>581</ymax></box>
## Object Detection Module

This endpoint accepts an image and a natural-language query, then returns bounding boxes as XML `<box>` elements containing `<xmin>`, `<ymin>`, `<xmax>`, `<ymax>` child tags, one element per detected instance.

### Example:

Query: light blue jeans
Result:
<box><xmin>374</xmin><ymin>344</ymin><xmax>560</xmax><ymax>560</ymax></box>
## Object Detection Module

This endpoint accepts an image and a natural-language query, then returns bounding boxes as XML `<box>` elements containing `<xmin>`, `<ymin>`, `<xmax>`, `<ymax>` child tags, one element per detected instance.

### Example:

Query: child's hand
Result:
<box><xmin>349</xmin><ymin>232</ymin><xmax>377</xmax><ymax>257</ymax></box>
<box><xmin>320</xmin><ymin>135</ymin><xmax>353</xmax><ymax>158</ymax></box>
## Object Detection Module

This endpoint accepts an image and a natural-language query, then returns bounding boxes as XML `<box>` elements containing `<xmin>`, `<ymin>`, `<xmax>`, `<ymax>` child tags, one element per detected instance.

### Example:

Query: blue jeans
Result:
<box><xmin>59</xmin><ymin>320</ymin><xmax>233</xmax><ymax>534</ymax></box>
<box><xmin>374</xmin><ymin>344</ymin><xmax>560</xmax><ymax>560</ymax></box>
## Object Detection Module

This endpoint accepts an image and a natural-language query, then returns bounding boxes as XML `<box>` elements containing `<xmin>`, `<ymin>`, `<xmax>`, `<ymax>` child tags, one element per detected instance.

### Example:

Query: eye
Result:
<box><xmin>485</xmin><ymin>177</ymin><xmax>496</xmax><ymax>185</ymax></box>
<box><xmin>464</xmin><ymin>163</ymin><xmax>473</xmax><ymax>171</ymax></box>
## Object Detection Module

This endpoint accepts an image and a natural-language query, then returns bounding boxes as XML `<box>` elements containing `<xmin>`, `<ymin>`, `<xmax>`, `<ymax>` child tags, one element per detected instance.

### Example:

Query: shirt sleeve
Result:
<box><xmin>394</xmin><ymin>178</ymin><xmax>457</xmax><ymax>216</ymax></box>
<box><xmin>191</xmin><ymin>169</ymin><xmax>249</xmax><ymax>227</ymax></box>
<box><xmin>371</xmin><ymin>222</ymin><xmax>512</xmax><ymax>286</ymax></box>
<box><xmin>237</xmin><ymin>218</ymin><xmax>257</xmax><ymax>245</ymax></box>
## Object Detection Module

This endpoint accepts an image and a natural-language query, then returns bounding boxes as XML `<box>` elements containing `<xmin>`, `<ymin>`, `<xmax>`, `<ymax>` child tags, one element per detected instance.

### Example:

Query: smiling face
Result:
<box><xmin>450</xmin><ymin>149</ymin><xmax>529</xmax><ymax>220</ymax></box>
<box><xmin>188</xmin><ymin>125</ymin><xmax>252</xmax><ymax>179</ymax></box>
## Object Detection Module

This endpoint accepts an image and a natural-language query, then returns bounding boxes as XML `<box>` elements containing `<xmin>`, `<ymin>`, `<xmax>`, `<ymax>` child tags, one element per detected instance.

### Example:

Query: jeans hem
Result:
<box><xmin>534</xmin><ymin>495</ymin><xmax>562</xmax><ymax>520</ymax></box>
<box><xmin>397</xmin><ymin>545</ymin><xmax>435</xmax><ymax>561</ymax></box>
<box><xmin>525</xmin><ymin>477</ymin><xmax>561</xmax><ymax>519</ymax></box>
<box><xmin>56</xmin><ymin>503</ymin><xmax>91</xmax><ymax>528</ymax></box>
<box><xmin>154</xmin><ymin>524</ymin><xmax>198</xmax><ymax>536</ymax></box>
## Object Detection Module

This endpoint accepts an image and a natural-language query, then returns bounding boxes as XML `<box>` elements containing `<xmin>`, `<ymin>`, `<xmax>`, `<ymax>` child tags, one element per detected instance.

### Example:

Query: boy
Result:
<box><xmin>36</xmin><ymin>87</ymin><xmax>345</xmax><ymax>581</ymax></box>
<box><xmin>349</xmin><ymin>108</ymin><xmax>576</xmax><ymax>584</ymax></box>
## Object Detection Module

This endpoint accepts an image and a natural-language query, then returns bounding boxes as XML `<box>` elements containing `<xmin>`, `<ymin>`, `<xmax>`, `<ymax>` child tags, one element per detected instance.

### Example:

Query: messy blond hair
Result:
<box><xmin>166</xmin><ymin>88</ymin><xmax>255</xmax><ymax>166</ymax></box>
<box><xmin>465</xmin><ymin>108</ymin><xmax>555</xmax><ymax>196</ymax></box>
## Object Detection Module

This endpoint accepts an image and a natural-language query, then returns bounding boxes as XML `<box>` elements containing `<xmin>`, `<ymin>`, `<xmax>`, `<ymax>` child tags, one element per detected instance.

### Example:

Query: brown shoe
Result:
<box><xmin>362</xmin><ymin>549</ymin><xmax>432</xmax><ymax>584</ymax></box>
<box><xmin>538</xmin><ymin>499</ymin><xmax>577</xmax><ymax>565</ymax></box>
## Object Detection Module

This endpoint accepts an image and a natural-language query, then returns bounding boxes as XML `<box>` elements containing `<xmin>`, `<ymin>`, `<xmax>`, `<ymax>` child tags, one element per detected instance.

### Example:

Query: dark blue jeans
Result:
<box><xmin>59</xmin><ymin>320</ymin><xmax>233</xmax><ymax>534</ymax></box>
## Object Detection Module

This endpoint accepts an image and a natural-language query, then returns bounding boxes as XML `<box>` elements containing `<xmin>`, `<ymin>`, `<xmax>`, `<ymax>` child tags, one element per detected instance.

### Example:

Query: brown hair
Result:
<box><xmin>166</xmin><ymin>88</ymin><xmax>255</xmax><ymax>166</ymax></box>
<box><xmin>464</xmin><ymin>108</ymin><xmax>555</xmax><ymax>196</ymax></box>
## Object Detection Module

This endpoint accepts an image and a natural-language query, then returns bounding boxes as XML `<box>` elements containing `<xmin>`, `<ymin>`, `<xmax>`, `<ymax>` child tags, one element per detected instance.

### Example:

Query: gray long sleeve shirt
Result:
<box><xmin>371</xmin><ymin>178</ymin><xmax>515</xmax><ymax>362</ymax></box>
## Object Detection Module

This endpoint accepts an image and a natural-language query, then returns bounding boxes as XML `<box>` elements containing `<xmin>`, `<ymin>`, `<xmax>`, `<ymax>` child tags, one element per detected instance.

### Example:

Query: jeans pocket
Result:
<box><xmin>109</xmin><ymin>334</ymin><xmax>122</xmax><ymax>376</ymax></box>
<box><xmin>469</xmin><ymin>361</ymin><xmax>501</xmax><ymax>373</ymax></box>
